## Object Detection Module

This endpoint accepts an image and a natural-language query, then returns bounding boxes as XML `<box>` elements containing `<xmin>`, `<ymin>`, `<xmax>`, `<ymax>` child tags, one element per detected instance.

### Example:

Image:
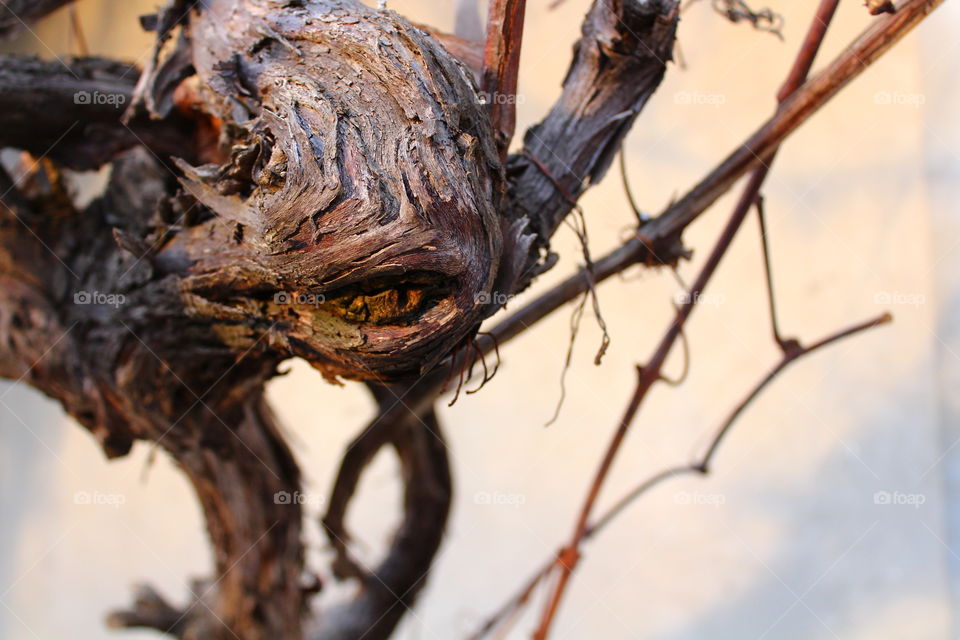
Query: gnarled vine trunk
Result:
<box><xmin>0</xmin><ymin>0</ymin><xmax>679</xmax><ymax>637</ymax></box>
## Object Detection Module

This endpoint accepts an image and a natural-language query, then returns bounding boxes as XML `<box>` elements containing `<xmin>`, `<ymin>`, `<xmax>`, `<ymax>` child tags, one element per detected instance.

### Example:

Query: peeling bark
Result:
<box><xmin>153</xmin><ymin>0</ymin><xmax>511</xmax><ymax>383</ymax></box>
<box><xmin>2</xmin><ymin>150</ymin><xmax>303</xmax><ymax>639</ymax></box>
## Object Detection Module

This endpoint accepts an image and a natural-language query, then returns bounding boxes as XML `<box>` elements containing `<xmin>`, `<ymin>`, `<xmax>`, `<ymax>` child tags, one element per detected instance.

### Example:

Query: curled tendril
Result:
<box><xmin>710</xmin><ymin>0</ymin><xmax>785</xmax><ymax>40</ymax></box>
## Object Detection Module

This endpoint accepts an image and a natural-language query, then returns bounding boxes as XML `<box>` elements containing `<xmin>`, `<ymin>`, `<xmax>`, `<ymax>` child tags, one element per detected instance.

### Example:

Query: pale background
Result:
<box><xmin>1</xmin><ymin>1</ymin><xmax>959</xmax><ymax>638</ymax></box>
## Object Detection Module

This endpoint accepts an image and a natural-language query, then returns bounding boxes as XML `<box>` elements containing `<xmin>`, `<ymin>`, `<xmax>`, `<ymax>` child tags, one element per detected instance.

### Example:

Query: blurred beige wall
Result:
<box><xmin>1</xmin><ymin>1</ymin><xmax>959</xmax><ymax>638</ymax></box>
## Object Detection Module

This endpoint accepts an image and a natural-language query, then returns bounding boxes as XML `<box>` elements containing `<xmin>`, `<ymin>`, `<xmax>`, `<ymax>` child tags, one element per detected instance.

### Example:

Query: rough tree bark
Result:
<box><xmin>0</xmin><ymin>0</ymin><xmax>679</xmax><ymax>638</ymax></box>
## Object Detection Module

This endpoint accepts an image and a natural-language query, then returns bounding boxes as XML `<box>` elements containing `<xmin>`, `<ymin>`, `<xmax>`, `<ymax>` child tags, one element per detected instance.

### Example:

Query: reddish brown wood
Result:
<box><xmin>481</xmin><ymin>0</ymin><xmax>527</xmax><ymax>157</ymax></box>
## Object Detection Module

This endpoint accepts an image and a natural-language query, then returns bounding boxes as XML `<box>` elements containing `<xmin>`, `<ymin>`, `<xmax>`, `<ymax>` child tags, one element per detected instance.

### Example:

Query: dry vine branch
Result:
<box><xmin>0</xmin><ymin>0</ymin><xmax>947</xmax><ymax>638</ymax></box>
<box><xmin>527</xmin><ymin>1</ymin><xmax>861</xmax><ymax>635</ymax></box>
<box><xmin>477</xmin><ymin>0</ymin><xmax>946</xmax><ymax>364</ymax></box>
<box><xmin>316</xmin><ymin>384</ymin><xmax>452</xmax><ymax>639</ymax></box>
<box><xmin>0</xmin><ymin>0</ymin><xmax>678</xmax><ymax>636</ymax></box>
<box><xmin>359</xmin><ymin>0</ymin><xmax>946</xmax><ymax>440</ymax></box>
<box><xmin>470</xmin><ymin>309</ymin><xmax>891</xmax><ymax>639</ymax></box>
<box><xmin>324</xmin><ymin>5</ymin><xmax>949</xmax><ymax>632</ymax></box>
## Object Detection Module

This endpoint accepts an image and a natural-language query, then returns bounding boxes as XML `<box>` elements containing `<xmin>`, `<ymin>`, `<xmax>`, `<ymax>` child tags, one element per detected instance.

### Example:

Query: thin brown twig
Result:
<box><xmin>392</xmin><ymin>0</ymin><xmax>929</xmax><ymax>425</ymax></box>
<box><xmin>589</xmin><ymin>312</ymin><xmax>892</xmax><ymax>536</ymax></box>
<box><xmin>465</xmin><ymin>340</ymin><xmax>489</xmax><ymax>394</ymax></box>
<box><xmin>619</xmin><ymin>149</ymin><xmax>647</xmax><ymax>224</ymax></box>
<box><xmin>467</xmin><ymin>557</ymin><xmax>557</xmax><ymax>640</ymax></box>
<box><xmin>645</xmin><ymin>0</ymin><xmax>937</xmax><ymax>242</ymax></box>
<box><xmin>325</xmin><ymin>8</ymin><xmax>940</xmax><ymax>631</ymax></box>
<box><xmin>755</xmin><ymin>195</ymin><xmax>796</xmax><ymax>352</ymax></box>
<box><xmin>532</xmin><ymin>161</ymin><xmax>766</xmax><ymax>640</ymax></box>
<box><xmin>529</xmin><ymin>1</ymin><xmax>842</xmax><ymax>636</ymax></box>
<box><xmin>371</xmin><ymin>0</ymin><xmax>945</xmax><ymax>458</ymax></box>
<box><xmin>68</xmin><ymin>6</ymin><xmax>90</xmax><ymax>56</ymax></box>
<box><xmin>658</xmin><ymin>308</ymin><xmax>691</xmax><ymax>387</ymax></box>
<box><xmin>545</xmin><ymin>290</ymin><xmax>587</xmax><ymax>427</ymax></box>
<box><xmin>478</xmin><ymin>0</ymin><xmax>942</xmax><ymax>366</ymax></box>
<box><xmin>482</xmin><ymin>0</ymin><xmax>527</xmax><ymax>158</ymax></box>
<box><xmin>340</xmin><ymin>0</ymin><xmax>946</xmax><ymax>510</ymax></box>
<box><xmin>315</xmin><ymin>5</ymin><xmax>942</xmax><ymax>634</ymax></box>
<box><xmin>472</xmin><ymin>309</ymin><xmax>891</xmax><ymax>639</ymax></box>
<box><xmin>530</xmin><ymin>152</ymin><xmax>611</xmax><ymax>424</ymax></box>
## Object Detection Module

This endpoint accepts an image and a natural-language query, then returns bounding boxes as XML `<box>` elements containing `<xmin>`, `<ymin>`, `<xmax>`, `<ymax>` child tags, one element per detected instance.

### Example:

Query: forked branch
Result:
<box><xmin>471</xmin><ymin>312</ymin><xmax>890</xmax><ymax>639</ymax></box>
<box><xmin>527</xmin><ymin>1</ymin><xmax>845</xmax><ymax>635</ymax></box>
<box><xmin>485</xmin><ymin>0</ymin><xmax>945</xmax><ymax>353</ymax></box>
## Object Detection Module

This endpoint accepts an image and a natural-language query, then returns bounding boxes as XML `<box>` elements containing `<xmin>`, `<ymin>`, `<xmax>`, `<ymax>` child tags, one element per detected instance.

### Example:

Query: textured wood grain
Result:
<box><xmin>154</xmin><ymin>0</ymin><xmax>509</xmax><ymax>382</ymax></box>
